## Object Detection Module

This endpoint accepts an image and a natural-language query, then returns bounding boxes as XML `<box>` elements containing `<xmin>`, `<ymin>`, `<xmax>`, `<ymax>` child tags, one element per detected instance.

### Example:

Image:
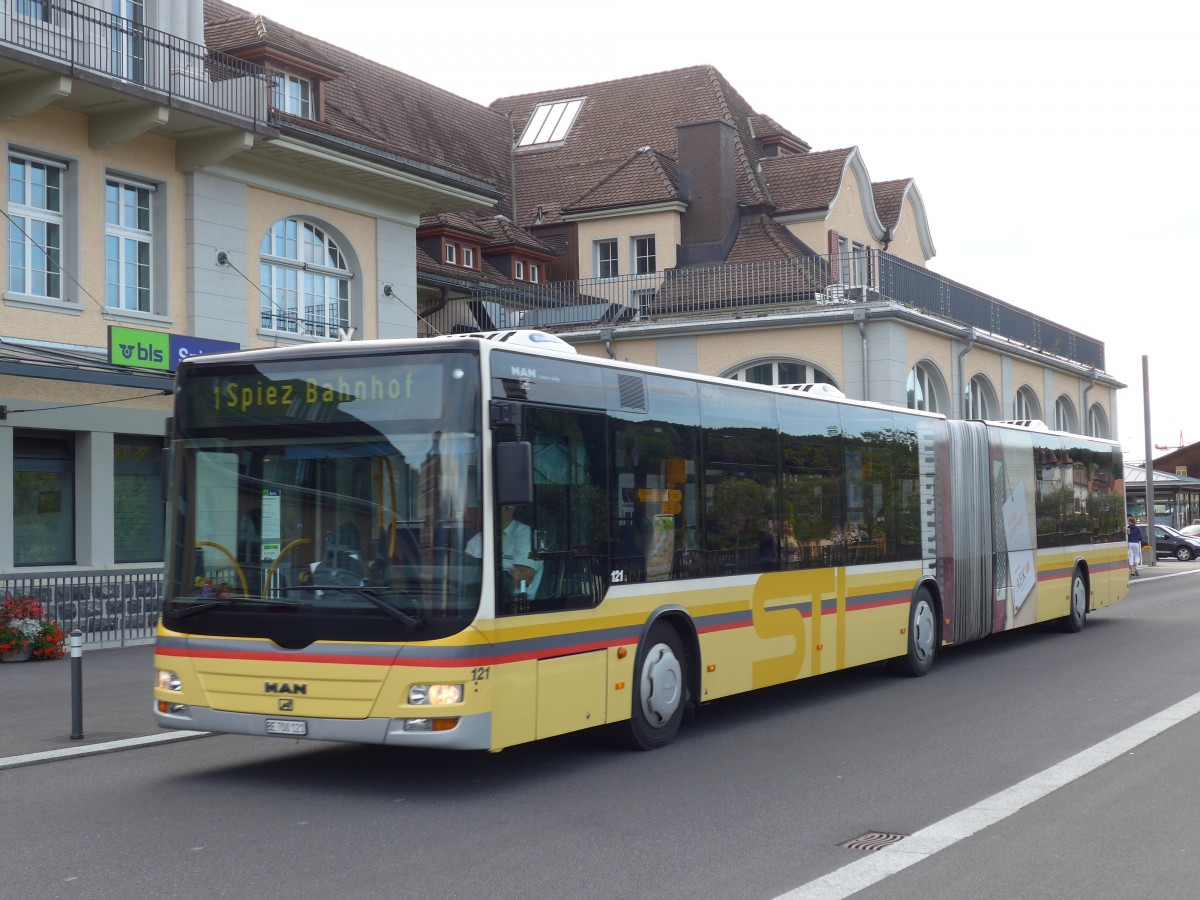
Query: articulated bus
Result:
<box><xmin>154</xmin><ymin>330</ymin><xmax>1127</xmax><ymax>751</ymax></box>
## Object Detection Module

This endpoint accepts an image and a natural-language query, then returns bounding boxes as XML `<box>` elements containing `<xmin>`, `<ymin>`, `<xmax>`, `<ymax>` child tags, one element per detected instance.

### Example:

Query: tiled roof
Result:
<box><xmin>203</xmin><ymin>8</ymin><xmax>342</xmax><ymax>71</ymax></box>
<box><xmin>759</xmin><ymin>148</ymin><xmax>855</xmax><ymax>216</ymax></box>
<box><xmin>872</xmin><ymin>179</ymin><xmax>912</xmax><ymax>229</ymax></box>
<box><xmin>725</xmin><ymin>214</ymin><xmax>820</xmax><ymax>264</ymax></box>
<box><xmin>748</xmin><ymin>114</ymin><xmax>810</xmax><ymax>150</ymax></box>
<box><xmin>491</xmin><ymin>65</ymin><xmax>789</xmax><ymax>227</ymax></box>
<box><xmin>419</xmin><ymin>212</ymin><xmax>495</xmax><ymax>241</ymax></box>
<box><xmin>419</xmin><ymin>211</ymin><xmax>557</xmax><ymax>256</ymax></box>
<box><xmin>416</xmin><ymin>247</ymin><xmax>510</xmax><ymax>287</ymax></box>
<box><xmin>204</xmin><ymin>1</ymin><xmax>512</xmax><ymax>205</ymax></box>
<box><xmin>564</xmin><ymin>147</ymin><xmax>680</xmax><ymax>214</ymax></box>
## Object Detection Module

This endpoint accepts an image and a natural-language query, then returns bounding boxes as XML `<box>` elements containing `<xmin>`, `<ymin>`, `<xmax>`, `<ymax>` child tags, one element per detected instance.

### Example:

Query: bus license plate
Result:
<box><xmin>266</xmin><ymin>719</ymin><xmax>307</xmax><ymax>736</ymax></box>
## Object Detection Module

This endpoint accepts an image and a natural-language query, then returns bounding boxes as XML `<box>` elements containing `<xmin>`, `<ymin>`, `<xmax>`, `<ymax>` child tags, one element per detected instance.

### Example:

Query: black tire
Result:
<box><xmin>889</xmin><ymin>587</ymin><xmax>937</xmax><ymax>677</ymax></box>
<box><xmin>1176</xmin><ymin>546</ymin><xmax>1193</xmax><ymax>562</ymax></box>
<box><xmin>1056</xmin><ymin>568</ymin><xmax>1087</xmax><ymax>633</ymax></box>
<box><xmin>618</xmin><ymin>622</ymin><xmax>687</xmax><ymax>750</ymax></box>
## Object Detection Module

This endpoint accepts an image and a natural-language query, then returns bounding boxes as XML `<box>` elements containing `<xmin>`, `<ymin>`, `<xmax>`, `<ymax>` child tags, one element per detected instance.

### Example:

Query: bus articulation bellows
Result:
<box><xmin>154</xmin><ymin>330</ymin><xmax>1127</xmax><ymax>751</ymax></box>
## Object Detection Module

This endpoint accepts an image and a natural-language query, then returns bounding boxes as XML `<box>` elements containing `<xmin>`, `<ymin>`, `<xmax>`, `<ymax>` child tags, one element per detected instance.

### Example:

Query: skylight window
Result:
<box><xmin>517</xmin><ymin>98</ymin><xmax>584</xmax><ymax>147</ymax></box>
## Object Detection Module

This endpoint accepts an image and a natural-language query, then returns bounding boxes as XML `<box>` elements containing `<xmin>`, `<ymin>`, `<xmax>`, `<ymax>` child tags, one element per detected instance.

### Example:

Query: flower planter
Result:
<box><xmin>1</xmin><ymin>644</ymin><xmax>33</xmax><ymax>663</ymax></box>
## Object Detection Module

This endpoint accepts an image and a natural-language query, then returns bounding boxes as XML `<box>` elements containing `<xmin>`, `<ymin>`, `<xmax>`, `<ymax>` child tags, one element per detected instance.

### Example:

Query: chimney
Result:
<box><xmin>676</xmin><ymin>119</ymin><xmax>739</xmax><ymax>267</ymax></box>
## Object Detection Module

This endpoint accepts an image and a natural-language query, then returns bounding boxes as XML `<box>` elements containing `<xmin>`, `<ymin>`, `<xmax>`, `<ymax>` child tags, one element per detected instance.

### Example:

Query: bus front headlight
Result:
<box><xmin>408</xmin><ymin>683</ymin><xmax>463</xmax><ymax>705</ymax></box>
<box><xmin>156</xmin><ymin>670</ymin><xmax>182</xmax><ymax>692</ymax></box>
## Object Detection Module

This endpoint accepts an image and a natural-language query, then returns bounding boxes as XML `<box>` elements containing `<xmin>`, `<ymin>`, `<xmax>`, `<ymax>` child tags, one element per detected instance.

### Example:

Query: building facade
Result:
<box><xmin>1</xmin><ymin>0</ymin><xmax>509</xmax><ymax>578</ymax></box>
<box><xmin>2</xmin><ymin>5</ymin><xmax>1122</xmax><ymax>587</ymax></box>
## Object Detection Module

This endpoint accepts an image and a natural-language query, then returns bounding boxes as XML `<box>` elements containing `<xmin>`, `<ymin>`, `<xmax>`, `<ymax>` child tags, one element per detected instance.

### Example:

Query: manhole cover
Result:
<box><xmin>840</xmin><ymin>831</ymin><xmax>907</xmax><ymax>852</ymax></box>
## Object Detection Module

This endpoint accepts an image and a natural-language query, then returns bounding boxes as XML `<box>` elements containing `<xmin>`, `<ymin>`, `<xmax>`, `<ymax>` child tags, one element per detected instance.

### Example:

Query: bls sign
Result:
<box><xmin>107</xmin><ymin>325</ymin><xmax>170</xmax><ymax>371</ymax></box>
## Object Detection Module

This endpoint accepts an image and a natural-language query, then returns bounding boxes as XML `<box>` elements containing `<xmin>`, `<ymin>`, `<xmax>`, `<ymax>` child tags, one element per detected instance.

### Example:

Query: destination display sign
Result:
<box><xmin>180</xmin><ymin>359</ymin><xmax>450</xmax><ymax>430</ymax></box>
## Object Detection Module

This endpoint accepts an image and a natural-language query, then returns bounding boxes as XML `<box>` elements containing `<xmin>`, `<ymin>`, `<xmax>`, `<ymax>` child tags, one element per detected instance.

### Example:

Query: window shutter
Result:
<box><xmin>827</xmin><ymin>230</ymin><xmax>840</xmax><ymax>284</ymax></box>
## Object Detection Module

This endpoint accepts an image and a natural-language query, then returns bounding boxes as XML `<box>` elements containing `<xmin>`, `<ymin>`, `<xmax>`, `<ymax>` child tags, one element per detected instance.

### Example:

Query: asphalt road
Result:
<box><xmin>4</xmin><ymin>562</ymin><xmax>1200</xmax><ymax>899</ymax></box>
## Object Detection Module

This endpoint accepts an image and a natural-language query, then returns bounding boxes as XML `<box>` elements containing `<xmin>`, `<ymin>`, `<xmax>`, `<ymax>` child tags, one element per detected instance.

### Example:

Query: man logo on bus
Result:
<box><xmin>510</xmin><ymin>366</ymin><xmax>537</xmax><ymax>379</ymax></box>
<box><xmin>264</xmin><ymin>682</ymin><xmax>307</xmax><ymax>695</ymax></box>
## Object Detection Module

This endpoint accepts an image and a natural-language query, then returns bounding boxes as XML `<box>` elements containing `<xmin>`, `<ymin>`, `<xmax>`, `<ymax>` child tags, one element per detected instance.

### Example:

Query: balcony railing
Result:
<box><xmin>1</xmin><ymin>0</ymin><xmax>270</xmax><ymax>127</ymax></box>
<box><xmin>452</xmin><ymin>251</ymin><xmax>1104</xmax><ymax>370</ymax></box>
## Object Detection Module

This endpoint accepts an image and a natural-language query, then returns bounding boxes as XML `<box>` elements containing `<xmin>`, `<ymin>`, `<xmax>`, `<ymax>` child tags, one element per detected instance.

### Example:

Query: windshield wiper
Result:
<box><xmin>284</xmin><ymin>584</ymin><xmax>422</xmax><ymax>631</ymax></box>
<box><xmin>169</xmin><ymin>595</ymin><xmax>303</xmax><ymax>621</ymax></box>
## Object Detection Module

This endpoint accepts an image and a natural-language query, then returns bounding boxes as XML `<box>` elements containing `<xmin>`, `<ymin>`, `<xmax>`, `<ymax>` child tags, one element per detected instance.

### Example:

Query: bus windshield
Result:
<box><xmin>162</xmin><ymin>350</ymin><xmax>482</xmax><ymax>645</ymax></box>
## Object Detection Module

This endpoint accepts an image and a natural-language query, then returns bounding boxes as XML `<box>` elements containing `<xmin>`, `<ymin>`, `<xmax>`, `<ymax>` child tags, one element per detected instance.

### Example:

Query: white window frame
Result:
<box><xmin>1054</xmin><ymin>395</ymin><xmax>1078</xmax><ymax>433</ymax></box>
<box><xmin>837</xmin><ymin>236</ymin><xmax>869</xmax><ymax>285</ymax></box>
<box><xmin>105</xmin><ymin>176</ymin><xmax>153</xmax><ymax>313</ymax></box>
<box><xmin>514</xmin><ymin>260</ymin><xmax>525</xmax><ymax>280</ymax></box>
<box><xmin>633</xmin><ymin>235</ymin><xmax>656</xmax><ymax>275</ymax></box>
<box><xmin>965</xmin><ymin>375</ymin><xmax>991</xmax><ymax>420</ymax></box>
<box><xmin>1014</xmin><ymin>386</ymin><xmax>1041</xmax><ymax>422</ymax></box>
<box><xmin>7</xmin><ymin>153</ymin><xmax>63</xmax><ymax>300</ymax></box>
<box><xmin>1087</xmin><ymin>404</ymin><xmax>1109</xmax><ymax>439</ymax></box>
<box><xmin>260</xmin><ymin>218</ymin><xmax>352</xmax><ymax>338</ymax></box>
<box><xmin>727</xmin><ymin>359</ymin><xmax>836</xmax><ymax>387</ymax></box>
<box><xmin>272</xmin><ymin>71</ymin><xmax>313</xmax><ymax>119</ymax></box>
<box><xmin>462</xmin><ymin>246</ymin><xmax>474</xmax><ymax>269</ymax></box>
<box><xmin>444</xmin><ymin>243</ymin><xmax>456</xmax><ymax>265</ymax></box>
<box><xmin>596</xmin><ymin>239</ymin><xmax>618</xmax><ymax>279</ymax></box>
<box><xmin>517</xmin><ymin>98</ymin><xmax>585</xmax><ymax>147</ymax></box>
<box><xmin>529</xmin><ymin>264</ymin><xmax>539</xmax><ymax>284</ymax></box>
<box><xmin>907</xmin><ymin>363</ymin><xmax>941</xmax><ymax>413</ymax></box>
<box><xmin>15</xmin><ymin>1</ymin><xmax>53</xmax><ymax>22</ymax></box>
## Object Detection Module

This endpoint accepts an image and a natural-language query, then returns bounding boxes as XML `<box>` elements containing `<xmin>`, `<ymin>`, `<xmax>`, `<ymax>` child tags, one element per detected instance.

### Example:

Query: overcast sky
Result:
<box><xmin>245</xmin><ymin>0</ymin><xmax>1199</xmax><ymax>462</ymax></box>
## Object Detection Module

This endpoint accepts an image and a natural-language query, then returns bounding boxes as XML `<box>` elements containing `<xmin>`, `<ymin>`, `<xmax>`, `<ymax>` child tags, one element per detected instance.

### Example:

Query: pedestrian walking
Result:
<box><xmin>1127</xmin><ymin>516</ymin><xmax>1144</xmax><ymax>576</ymax></box>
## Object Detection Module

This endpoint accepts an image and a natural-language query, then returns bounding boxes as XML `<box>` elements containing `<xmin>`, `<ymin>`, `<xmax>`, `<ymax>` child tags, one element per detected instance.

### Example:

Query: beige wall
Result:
<box><xmin>698</xmin><ymin>326</ymin><xmax>847</xmax><ymax>381</ymax></box>
<box><xmin>2</xmin><ymin>106</ymin><xmax>186</xmax><ymax>347</ymax></box>
<box><xmin>886</xmin><ymin>194</ymin><xmax>926</xmax><ymax>265</ymax></box>
<box><xmin>573</xmin><ymin>209</ymin><xmax>681</xmax><ymax>280</ymax></box>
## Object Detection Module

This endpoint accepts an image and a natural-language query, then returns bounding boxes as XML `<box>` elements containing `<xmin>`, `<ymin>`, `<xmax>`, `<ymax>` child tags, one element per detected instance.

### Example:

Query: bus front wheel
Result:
<box><xmin>619</xmin><ymin>622</ymin><xmax>687</xmax><ymax>750</ymax></box>
<box><xmin>889</xmin><ymin>588</ymin><xmax>937</xmax><ymax>677</ymax></box>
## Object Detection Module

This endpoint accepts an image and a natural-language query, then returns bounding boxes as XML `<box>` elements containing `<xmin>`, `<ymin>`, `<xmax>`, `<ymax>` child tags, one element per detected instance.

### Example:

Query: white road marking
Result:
<box><xmin>0</xmin><ymin>731</ymin><xmax>209</xmax><ymax>770</ymax></box>
<box><xmin>777</xmin><ymin>689</ymin><xmax>1200</xmax><ymax>899</ymax></box>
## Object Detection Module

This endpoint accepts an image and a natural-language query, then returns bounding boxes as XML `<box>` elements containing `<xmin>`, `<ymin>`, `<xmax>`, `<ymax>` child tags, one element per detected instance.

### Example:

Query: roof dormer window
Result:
<box><xmin>272</xmin><ymin>71</ymin><xmax>313</xmax><ymax>119</ymax></box>
<box><xmin>517</xmin><ymin>98</ymin><xmax>584</xmax><ymax>147</ymax></box>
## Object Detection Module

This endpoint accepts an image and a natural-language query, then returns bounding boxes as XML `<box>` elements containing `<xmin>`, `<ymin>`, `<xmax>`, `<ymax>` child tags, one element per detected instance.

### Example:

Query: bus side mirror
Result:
<box><xmin>496</xmin><ymin>441</ymin><xmax>533</xmax><ymax>506</ymax></box>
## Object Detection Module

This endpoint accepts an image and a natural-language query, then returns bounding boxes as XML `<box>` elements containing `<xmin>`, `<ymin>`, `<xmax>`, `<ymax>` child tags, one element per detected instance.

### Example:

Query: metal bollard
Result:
<box><xmin>70</xmin><ymin>629</ymin><xmax>84</xmax><ymax>740</ymax></box>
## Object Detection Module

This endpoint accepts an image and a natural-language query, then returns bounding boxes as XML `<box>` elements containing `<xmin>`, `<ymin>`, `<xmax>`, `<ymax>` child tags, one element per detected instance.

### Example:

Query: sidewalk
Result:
<box><xmin>0</xmin><ymin>643</ymin><xmax>163</xmax><ymax>761</ymax></box>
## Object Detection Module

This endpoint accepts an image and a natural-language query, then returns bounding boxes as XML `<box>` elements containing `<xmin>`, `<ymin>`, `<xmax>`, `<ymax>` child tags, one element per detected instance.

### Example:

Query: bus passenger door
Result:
<box><xmin>523</xmin><ymin>407</ymin><xmax>611</xmax><ymax>739</ymax></box>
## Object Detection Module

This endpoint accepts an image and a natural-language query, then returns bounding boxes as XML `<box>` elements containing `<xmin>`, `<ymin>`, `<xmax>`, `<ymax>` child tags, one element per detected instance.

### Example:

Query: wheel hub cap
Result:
<box><xmin>640</xmin><ymin>643</ymin><xmax>682</xmax><ymax>726</ymax></box>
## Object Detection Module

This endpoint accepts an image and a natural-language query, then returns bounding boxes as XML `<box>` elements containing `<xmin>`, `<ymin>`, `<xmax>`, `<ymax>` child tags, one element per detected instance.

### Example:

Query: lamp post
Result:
<box><xmin>1143</xmin><ymin>355</ymin><xmax>1156</xmax><ymax>568</ymax></box>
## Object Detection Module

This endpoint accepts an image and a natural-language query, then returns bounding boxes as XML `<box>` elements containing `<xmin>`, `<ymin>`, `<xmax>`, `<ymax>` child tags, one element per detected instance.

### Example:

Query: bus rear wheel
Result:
<box><xmin>889</xmin><ymin>587</ymin><xmax>937</xmax><ymax>677</ymax></box>
<box><xmin>619</xmin><ymin>622</ymin><xmax>687</xmax><ymax>750</ymax></box>
<box><xmin>1056</xmin><ymin>568</ymin><xmax>1087</xmax><ymax>633</ymax></box>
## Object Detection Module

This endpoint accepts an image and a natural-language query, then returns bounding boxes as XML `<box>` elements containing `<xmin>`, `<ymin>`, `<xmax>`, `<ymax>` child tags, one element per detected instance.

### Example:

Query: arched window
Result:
<box><xmin>1054</xmin><ymin>395</ymin><xmax>1078</xmax><ymax>433</ymax></box>
<box><xmin>965</xmin><ymin>375</ymin><xmax>996</xmax><ymax>420</ymax></box>
<box><xmin>260</xmin><ymin>218</ymin><xmax>352</xmax><ymax>337</ymax></box>
<box><xmin>727</xmin><ymin>359</ymin><xmax>836</xmax><ymax>387</ymax></box>
<box><xmin>1087</xmin><ymin>403</ymin><xmax>1110</xmax><ymax>439</ymax></box>
<box><xmin>907</xmin><ymin>362</ymin><xmax>943</xmax><ymax>413</ymax></box>
<box><xmin>1014</xmin><ymin>386</ymin><xmax>1041</xmax><ymax>422</ymax></box>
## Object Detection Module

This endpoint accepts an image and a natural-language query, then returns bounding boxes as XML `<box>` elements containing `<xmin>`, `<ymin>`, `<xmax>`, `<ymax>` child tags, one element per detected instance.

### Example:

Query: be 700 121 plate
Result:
<box><xmin>265</xmin><ymin>719</ymin><xmax>307</xmax><ymax>736</ymax></box>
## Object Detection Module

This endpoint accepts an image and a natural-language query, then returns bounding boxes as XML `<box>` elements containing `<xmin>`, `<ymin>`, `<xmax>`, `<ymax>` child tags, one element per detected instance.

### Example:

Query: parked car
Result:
<box><xmin>1179</xmin><ymin>523</ymin><xmax>1200</xmax><ymax>539</ymax></box>
<box><xmin>1152</xmin><ymin>524</ymin><xmax>1200</xmax><ymax>561</ymax></box>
